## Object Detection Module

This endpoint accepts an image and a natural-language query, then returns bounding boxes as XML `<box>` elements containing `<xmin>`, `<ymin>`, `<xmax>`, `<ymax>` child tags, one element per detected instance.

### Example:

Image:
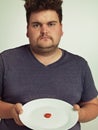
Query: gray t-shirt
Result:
<box><xmin>0</xmin><ymin>45</ymin><xmax>97</xmax><ymax>130</ymax></box>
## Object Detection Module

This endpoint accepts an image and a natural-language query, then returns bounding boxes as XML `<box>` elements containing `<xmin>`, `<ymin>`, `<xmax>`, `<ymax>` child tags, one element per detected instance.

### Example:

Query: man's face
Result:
<box><xmin>27</xmin><ymin>10</ymin><xmax>63</xmax><ymax>54</ymax></box>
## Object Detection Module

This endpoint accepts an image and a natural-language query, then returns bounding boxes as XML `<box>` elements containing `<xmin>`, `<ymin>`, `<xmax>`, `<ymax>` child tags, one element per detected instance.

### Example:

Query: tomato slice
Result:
<box><xmin>44</xmin><ymin>113</ymin><xmax>52</xmax><ymax>118</ymax></box>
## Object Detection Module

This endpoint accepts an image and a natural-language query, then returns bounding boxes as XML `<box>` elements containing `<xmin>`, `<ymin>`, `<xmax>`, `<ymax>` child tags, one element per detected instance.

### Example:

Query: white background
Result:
<box><xmin>0</xmin><ymin>0</ymin><xmax>98</xmax><ymax>129</ymax></box>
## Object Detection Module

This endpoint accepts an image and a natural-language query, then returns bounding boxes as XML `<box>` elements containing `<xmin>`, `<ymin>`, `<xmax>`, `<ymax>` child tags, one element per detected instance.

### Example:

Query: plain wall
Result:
<box><xmin>0</xmin><ymin>0</ymin><xmax>98</xmax><ymax>129</ymax></box>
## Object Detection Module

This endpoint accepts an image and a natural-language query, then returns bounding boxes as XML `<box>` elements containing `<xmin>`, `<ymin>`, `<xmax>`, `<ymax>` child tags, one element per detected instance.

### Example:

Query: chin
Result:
<box><xmin>36</xmin><ymin>46</ymin><xmax>58</xmax><ymax>54</ymax></box>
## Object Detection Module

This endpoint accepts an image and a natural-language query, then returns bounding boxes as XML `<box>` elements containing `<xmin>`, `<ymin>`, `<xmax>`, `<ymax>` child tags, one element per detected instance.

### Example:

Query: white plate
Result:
<box><xmin>19</xmin><ymin>98</ymin><xmax>78</xmax><ymax>130</ymax></box>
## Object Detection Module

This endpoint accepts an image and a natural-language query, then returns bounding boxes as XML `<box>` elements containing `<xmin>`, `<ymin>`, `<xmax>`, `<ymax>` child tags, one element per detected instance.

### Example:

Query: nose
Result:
<box><xmin>40</xmin><ymin>24</ymin><xmax>48</xmax><ymax>34</ymax></box>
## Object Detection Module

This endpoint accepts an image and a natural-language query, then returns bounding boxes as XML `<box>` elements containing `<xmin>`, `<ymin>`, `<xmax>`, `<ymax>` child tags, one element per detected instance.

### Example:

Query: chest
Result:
<box><xmin>3</xmin><ymin>63</ymin><xmax>83</xmax><ymax>105</ymax></box>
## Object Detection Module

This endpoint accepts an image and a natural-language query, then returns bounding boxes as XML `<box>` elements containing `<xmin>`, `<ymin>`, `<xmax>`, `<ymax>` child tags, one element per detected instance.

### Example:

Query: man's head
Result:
<box><xmin>24</xmin><ymin>0</ymin><xmax>63</xmax><ymax>55</ymax></box>
<box><xmin>24</xmin><ymin>0</ymin><xmax>63</xmax><ymax>24</ymax></box>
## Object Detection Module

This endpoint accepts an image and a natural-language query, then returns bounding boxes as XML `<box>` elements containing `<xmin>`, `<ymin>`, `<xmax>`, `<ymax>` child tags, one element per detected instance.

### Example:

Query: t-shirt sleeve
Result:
<box><xmin>0</xmin><ymin>54</ymin><xmax>4</xmax><ymax>98</ymax></box>
<box><xmin>81</xmin><ymin>61</ymin><xmax>98</xmax><ymax>102</ymax></box>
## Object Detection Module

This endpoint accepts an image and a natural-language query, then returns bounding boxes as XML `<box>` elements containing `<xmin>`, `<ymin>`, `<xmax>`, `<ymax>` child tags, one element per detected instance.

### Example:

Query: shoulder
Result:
<box><xmin>62</xmin><ymin>49</ymin><xmax>88</xmax><ymax>66</ymax></box>
<box><xmin>0</xmin><ymin>45</ymin><xmax>29</xmax><ymax>58</ymax></box>
<box><xmin>0</xmin><ymin>44</ymin><xmax>30</xmax><ymax>66</ymax></box>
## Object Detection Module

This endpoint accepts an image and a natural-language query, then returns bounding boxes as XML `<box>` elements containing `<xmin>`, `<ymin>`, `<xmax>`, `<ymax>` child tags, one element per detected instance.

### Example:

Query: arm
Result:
<box><xmin>74</xmin><ymin>97</ymin><xmax>98</xmax><ymax>123</ymax></box>
<box><xmin>0</xmin><ymin>100</ymin><xmax>23</xmax><ymax>126</ymax></box>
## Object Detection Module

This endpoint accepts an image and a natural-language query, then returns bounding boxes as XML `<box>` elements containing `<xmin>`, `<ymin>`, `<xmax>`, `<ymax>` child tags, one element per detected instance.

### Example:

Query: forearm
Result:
<box><xmin>0</xmin><ymin>100</ymin><xmax>23</xmax><ymax>125</ymax></box>
<box><xmin>78</xmin><ymin>103</ymin><xmax>98</xmax><ymax>123</ymax></box>
<box><xmin>0</xmin><ymin>100</ymin><xmax>14</xmax><ymax>119</ymax></box>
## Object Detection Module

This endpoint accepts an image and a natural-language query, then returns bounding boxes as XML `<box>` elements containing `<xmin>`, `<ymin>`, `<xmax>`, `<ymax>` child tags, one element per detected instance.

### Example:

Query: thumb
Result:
<box><xmin>73</xmin><ymin>104</ymin><xmax>80</xmax><ymax>111</ymax></box>
<box><xmin>15</xmin><ymin>103</ymin><xmax>23</xmax><ymax>114</ymax></box>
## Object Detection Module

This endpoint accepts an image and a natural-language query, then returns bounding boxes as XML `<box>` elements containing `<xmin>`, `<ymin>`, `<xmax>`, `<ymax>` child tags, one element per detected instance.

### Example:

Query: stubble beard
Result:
<box><xmin>30</xmin><ymin>36</ymin><xmax>59</xmax><ymax>56</ymax></box>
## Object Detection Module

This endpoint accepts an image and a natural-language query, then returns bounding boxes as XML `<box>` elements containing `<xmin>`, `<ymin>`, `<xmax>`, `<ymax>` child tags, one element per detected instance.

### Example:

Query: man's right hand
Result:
<box><xmin>10</xmin><ymin>103</ymin><xmax>24</xmax><ymax>126</ymax></box>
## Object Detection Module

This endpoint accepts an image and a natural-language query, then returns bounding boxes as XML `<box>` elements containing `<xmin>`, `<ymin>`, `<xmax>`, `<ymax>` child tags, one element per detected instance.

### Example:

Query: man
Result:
<box><xmin>0</xmin><ymin>0</ymin><xmax>98</xmax><ymax>130</ymax></box>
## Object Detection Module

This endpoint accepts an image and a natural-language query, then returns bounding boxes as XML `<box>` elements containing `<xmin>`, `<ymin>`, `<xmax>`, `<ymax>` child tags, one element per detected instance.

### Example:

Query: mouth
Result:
<box><xmin>39</xmin><ymin>33</ymin><xmax>49</xmax><ymax>38</ymax></box>
<box><xmin>40</xmin><ymin>36</ymin><xmax>50</xmax><ymax>40</ymax></box>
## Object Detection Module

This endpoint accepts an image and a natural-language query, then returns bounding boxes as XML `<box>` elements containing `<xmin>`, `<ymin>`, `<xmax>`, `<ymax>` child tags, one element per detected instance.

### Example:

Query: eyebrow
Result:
<box><xmin>31</xmin><ymin>21</ymin><xmax>58</xmax><ymax>24</ymax></box>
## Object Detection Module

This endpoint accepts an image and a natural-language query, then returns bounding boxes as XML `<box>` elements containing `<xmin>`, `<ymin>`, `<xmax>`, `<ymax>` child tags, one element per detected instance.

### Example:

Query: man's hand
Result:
<box><xmin>73</xmin><ymin>104</ymin><xmax>81</xmax><ymax>122</ymax></box>
<box><xmin>73</xmin><ymin>97</ymin><xmax>98</xmax><ymax>123</ymax></box>
<box><xmin>10</xmin><ymin>103</ymin><xmax>24</xmax><ymax>126</ymax></box>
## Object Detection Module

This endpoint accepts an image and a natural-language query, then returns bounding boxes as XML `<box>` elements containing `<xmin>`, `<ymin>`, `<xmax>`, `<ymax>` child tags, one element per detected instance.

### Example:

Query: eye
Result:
<box><xmin>48</xmin><ymin>22</ymin><xmax>56</xmax><ymax>27</ymax></box>
<box><xmin>32</xmin><ymin>23</ymin><xmax>41</xmax><ymax>29</ymax></box>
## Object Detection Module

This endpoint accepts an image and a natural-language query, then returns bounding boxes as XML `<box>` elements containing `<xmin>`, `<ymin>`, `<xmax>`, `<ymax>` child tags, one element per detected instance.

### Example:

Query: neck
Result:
<box><xmin>30</xmin><ymin>47</ymin><xmax>63</xmax><ymax>66</ymax></box>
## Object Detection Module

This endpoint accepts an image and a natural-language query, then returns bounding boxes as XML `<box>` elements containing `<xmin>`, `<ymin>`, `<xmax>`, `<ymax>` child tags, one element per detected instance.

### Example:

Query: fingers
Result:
<box><xmin>13</xmin><ymin>110</ymin><xmax>23</xmax><ymax>126</ymax></box>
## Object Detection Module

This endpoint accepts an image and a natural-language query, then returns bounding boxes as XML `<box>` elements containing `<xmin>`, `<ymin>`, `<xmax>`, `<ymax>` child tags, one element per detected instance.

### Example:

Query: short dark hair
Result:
<box><xmin>24</xmin><ymin>0</ymin><xmax>63</xmax><ymax>24</ymax></box>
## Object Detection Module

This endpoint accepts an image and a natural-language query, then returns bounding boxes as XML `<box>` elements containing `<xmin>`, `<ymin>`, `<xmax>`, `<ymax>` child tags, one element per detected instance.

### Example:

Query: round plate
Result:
<box><xmin>19</xmin><ymin>98</ymin><xmax>78</xmax><ymax>130</ymax></box>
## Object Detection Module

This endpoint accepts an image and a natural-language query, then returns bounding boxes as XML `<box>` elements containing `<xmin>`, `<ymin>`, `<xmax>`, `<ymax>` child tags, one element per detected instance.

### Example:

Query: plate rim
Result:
<box><xmin>19</xmin><ymin>98</ymin><xmax>78</xmax><ymax>130</ymax></box>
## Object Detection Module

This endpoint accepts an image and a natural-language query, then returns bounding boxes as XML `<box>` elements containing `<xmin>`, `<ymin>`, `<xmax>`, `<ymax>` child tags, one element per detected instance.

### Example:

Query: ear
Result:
<box><xmin>61</xmin><ymin>24</ymin><xmax>63</xmax><ymax>36</ymax></box>
<box><xmin>62</xmin><ymin>31</ymin><xmax>64</xmax><ymax>36</ymax></box>
<box><xmin>26</xmin><ymin>25</ymin><xmax>29</xmax><ymax>37</ymax></box>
